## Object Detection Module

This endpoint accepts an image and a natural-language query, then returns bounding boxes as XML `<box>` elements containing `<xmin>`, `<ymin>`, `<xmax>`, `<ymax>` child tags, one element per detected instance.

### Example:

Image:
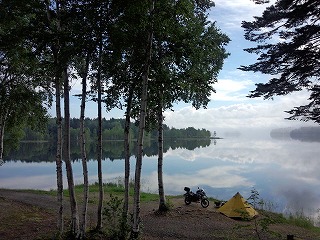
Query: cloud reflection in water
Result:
<box><xmin>1</xmin><ymin>137</ymin><xmax>319</xmax><ymax>222</ymax></box>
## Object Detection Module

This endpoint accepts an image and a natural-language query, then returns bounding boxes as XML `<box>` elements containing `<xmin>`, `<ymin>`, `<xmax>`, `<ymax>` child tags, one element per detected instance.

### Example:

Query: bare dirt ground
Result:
<box><xmin>1</xmin><ymin>189</ymin><xmax>320</xmax><ymax>240</ymax></box>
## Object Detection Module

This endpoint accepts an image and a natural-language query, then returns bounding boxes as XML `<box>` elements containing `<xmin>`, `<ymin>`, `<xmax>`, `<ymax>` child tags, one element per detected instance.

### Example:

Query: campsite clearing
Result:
<box><xmin>0</xmin><ymin>189</ymin><xmax>320</xmax><ymax>239</ymax></box>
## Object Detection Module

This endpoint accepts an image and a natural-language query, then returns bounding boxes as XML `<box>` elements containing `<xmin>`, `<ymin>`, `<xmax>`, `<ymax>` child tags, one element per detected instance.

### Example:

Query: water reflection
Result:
<box><xmin>3</xmin><ymin>138</ymin><xmax>211</xmax><ymax>163</ymax></box>
<box><xmin>158</xmin><ymin>138</ymin><xmax>320</xmax><ymax>223</ymax></box>
<box><xmin>1</xmin><ymin>137</ymin><xmax>319</xmax><ymax>223</ymax></box>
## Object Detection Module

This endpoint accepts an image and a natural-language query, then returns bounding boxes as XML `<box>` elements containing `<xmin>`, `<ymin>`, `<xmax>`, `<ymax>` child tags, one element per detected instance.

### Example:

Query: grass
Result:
<box><xmin>256</xmin><ymin>209</ymin><xmax>320</xmax><ymax>234</ymax></box>
<box><xmin>12</xmin><ymin>188</ymin><xmax>57</xmax><ymax>196</ymax></box>
<box><xmin>17</xmin><ymin>182</ymin><xmax>160</xmax><ymax>203</ymax></box>
<box><xmin>9</xmin><ymin>184</ymin><xmax>320</xmax><ymax>233</ymax></box>
<box><xmin>287</xmin><ymin>213</ymin><xmax>320</xmax><ymax>231</ymax></box>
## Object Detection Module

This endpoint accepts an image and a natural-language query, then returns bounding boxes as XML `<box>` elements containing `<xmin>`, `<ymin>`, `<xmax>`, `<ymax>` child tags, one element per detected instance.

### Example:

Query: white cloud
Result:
<box><xmin>211</xmin><ymin>0</ymin><xmax>275</xmax><ymax>31</ymax></box>
<box><xmin>164</xmin><ymin>91</ymin><xmax>317</xmax><ymax>133</ymax></box>
<box><xmin>212</xmin><ymin>78</ymin><xmax>254</xmax><ymax>101</ymax></box>
<box><xmin>142</xmin><ymin>165</ymin><xmax>253</xmax><ymax>194</ymax></box>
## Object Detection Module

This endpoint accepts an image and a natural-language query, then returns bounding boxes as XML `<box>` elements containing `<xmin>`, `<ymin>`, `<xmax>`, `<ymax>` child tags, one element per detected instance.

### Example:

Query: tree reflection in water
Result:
<box><xmin>3</xmin><ymin>138</ymin><xmax>211</xmax><ymax>163</ymax></box>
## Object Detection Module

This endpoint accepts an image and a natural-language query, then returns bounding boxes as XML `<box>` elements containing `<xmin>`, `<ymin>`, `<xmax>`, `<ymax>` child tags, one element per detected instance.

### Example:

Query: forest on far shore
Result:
<box><xmin>270</xmin><ymin>127</ymin><xmax>320</xmax><ymax>142</ymax></box>
<box><xmin>16</xmin><ymin>118</ymin><xmax>211</xmax><ymax>143</ymax></box>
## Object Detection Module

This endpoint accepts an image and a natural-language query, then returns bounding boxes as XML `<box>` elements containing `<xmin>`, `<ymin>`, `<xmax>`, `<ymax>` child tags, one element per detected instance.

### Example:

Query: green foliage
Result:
<box><xmin>102</xmin><ymin>194</ymin><xmax>131</xmax><ymax>240</ymax></box>
<box><xmin>235</xmin><ymin>209</ymin><xmax>252</xmax><ymax>221</ymax></box>
<box><xmin>247</xmin><ymin>188</ymin><xmax>274</xmax><ymax>239</ymax></box>
<box><xmin>287</xmin><ymin>211</ymin><xmax>318</xmax><ymax>230</ymax></box>
<box><xmin>1</xmin><ymin>0</ymin><xmax>225</xmax><ymax>157</ymax></box>
<box><xmin>246</xmin><ymin>190</ymin><xmax>313</xmax><ymax>232</ymax></box>
<box><xmin>19</xmin><ymin>118</ymin><xmax>211</xmax><ymax>142</ymax></box>
<box><xmin>247</xmin><ymin>188</ymin><xmax>264</xmax><ymax>209</ymax></box>
<box><xmin>106</xmin><ymin>0</ymin><xmax>229</xmax><ymax>131</ymax></box>
<box><xmin>0</xmin><ymin>0</ymin><xmax>50</xmax><ymax>159</ymax></box>
<box><xmin>157</xmin><ymin>197</ymin><xmax>174</xmax><ymax>212</ymax></box>
<box><xmin>4</xmin><ymin>128</ymin><xmax>25</xmax><ymax>152</ymax></box>
<box><xmin>240</xmin><ymin>0</ymin><xmax>320</xmax><ymax>123</ymax></box>
<box><xmin>1</xmin><ymin>83</ymin><xmax>49</xmax><ymax>145</ymax></box>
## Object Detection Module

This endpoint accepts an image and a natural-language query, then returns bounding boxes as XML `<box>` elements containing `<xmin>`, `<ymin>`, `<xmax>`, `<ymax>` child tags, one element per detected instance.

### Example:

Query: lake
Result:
<box><xmin>1</xmin><ymin>135</ymin><xmax>320</xmax><ymax>223</ymax></box>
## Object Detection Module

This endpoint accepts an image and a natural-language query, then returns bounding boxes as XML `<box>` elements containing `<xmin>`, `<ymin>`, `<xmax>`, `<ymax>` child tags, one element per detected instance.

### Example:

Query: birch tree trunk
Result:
<box><xmin>0</xmin><ymin>118</ymin><xmax>5</xmax><ymax>163</ymax></box>
<box><xmin>55</xmin><ymin>74</ymin><xmax>64</xmax><ymax>233</ymax></box>
<box><xmin>123</xmin><ymin>87</ymin><xmax>133</xmax><ymax>216</ymax></box>
<box><xmin>63</xmin><ymin>67</ymin><xmax>79</xmax><ymax>235</ymax></box>
<box><xmin>131</xmin><ymin>66</ymin><xmax>148</xmax><ymax>239</ymax></box>
<box><xmin>46</xmin><ymin>0</ymin><xmax>64</xmax><ymax>233</ymax></box>
<box><xmin>96</xmin><ymin>41</ymin><xmax>104</xmax><ymax>230</ymax></box>
<box><xmin>79</xmin><ymin>53</ymin><xmax>90</xmax><ymax>238</ymax></box>
<box><xmin>131</xmin><ymin>2</ymin><xmax>154</xmax><ymax>237</ymax></box>
<box><xmin>0</xmin><ymin>114</ymin><xmax>5</xmax><ymax>162</ymax></box>
<box><xmin>157</xmin><ymin>101</ymin><xmax>168</xmax><ymax>211</ymax></box>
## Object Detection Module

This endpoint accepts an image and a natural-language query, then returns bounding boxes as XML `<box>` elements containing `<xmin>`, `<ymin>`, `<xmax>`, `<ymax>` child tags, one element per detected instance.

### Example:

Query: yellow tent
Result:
<box><xmin>218</xmin><ymin>192</ymin><xmax>258</xmax><ymax>219</ymax></box>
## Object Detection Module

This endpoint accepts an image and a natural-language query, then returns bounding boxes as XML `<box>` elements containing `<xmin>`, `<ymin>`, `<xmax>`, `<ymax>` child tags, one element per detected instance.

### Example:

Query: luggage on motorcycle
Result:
<box><xmin>184</xmin><ymin>186</ymin><xmax>210</xmax><ymax>208</ymax></box>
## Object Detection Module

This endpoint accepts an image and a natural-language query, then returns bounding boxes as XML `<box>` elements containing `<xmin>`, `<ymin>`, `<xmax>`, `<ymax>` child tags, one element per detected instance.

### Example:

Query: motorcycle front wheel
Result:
<box><xmin>184</xmin><ymin>197</ymin><xmax>192</xmax><ymax>205</ymax></box>
<box><xmin>201</xmin><ymin>199</ymin><xmax>209</xmax><ymax>208</ymax></box>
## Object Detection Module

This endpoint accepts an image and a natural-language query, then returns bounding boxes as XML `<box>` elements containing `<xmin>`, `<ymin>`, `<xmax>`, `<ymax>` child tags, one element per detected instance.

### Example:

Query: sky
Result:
<box><xmin>51</xmin><ymin>0</ymin><xmax>318</xmax><ymax>137</ymax></box>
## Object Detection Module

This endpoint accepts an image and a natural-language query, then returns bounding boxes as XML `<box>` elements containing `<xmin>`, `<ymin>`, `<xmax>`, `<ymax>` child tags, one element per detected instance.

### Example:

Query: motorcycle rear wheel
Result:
<box><xmin>201</xmin><ymin>199</ymin><xmax>209</xmax><ymax>208</ymax></box>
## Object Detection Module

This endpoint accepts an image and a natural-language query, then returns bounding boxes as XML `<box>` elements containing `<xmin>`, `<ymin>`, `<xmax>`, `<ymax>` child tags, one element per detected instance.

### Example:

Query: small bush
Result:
<box><xmin>102</xmin><ymin>194</ymin><xmax>130</xmax><ymax>240</ymax></box>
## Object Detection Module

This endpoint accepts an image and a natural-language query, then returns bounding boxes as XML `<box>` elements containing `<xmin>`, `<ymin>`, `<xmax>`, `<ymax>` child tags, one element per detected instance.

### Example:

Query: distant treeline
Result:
<box><xmin>270</xmin><ymin>127</ymin><xmax>320</xmax><ymax>142</ymax></box>
<box><xmin>20</xmin><ymin>118</ymin><xmax>211</xmax><ymax>142</ymax></box>
<box><xmin>4</xmin><ymin>138</ymin><xmax>211</xmax><ymax>163</ymax></box>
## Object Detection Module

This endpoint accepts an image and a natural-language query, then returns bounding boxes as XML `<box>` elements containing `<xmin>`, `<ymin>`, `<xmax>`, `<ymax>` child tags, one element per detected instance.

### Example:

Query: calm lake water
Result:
<box><xmin>1</xmin><ymin>136</ymin><xmax>320</xmax><ymax>222</ymax></box>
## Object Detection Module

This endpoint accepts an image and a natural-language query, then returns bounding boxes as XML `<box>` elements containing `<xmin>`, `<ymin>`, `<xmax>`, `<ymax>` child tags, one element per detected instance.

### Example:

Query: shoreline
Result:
<box><xmin>1</xmin><ymin>188</ymin><xmax>320</xmax><ymax>240</ymax></box>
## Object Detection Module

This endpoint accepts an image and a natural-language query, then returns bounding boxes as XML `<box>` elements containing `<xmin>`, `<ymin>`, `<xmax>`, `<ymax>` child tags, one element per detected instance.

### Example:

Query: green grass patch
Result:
<box><xmin>258</xmin><ymin>209</ymin><xmax>320</xmax><ymax>233</ymax></box>
<box><xmin>12</xmin><ymin>188</ymin><xmax>57</xmax><ymax>196</ymax></box>
<box><xmin>30</xmin><ymin>182</ymin><xmax>160</xmax><ymax>203</ymax></box>
<box><xmin>286</xmin><ymin>214</ymin><xmax>320</xmax><ymax>231</ymax></box>
<box><xmin>140</xmin><ymin>192</ymin><xmax>158</xmax><ymax>202</ymax></box>
<box><xmin>258</xmin><ymin>209</ymin><xmax>287</xmax><ymax>224</ymax></box>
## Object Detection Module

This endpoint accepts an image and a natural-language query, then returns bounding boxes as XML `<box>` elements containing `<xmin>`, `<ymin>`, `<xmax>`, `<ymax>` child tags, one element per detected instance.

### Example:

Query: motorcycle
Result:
<box><xmin>184</xmin><ymin>186</ymin><xmax>209</xmax><ymax>208</ymax></box>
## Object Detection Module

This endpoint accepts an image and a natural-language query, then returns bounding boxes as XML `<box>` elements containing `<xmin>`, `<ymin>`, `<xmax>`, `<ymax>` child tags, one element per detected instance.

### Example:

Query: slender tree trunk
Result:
<box><xmin>55</xmin><ymin>74</ymin><xmax>64</xmax><ymax>233</ymax></box>
<box><xmin>131</xmin><ymin>2</ymin><xmax>154</xmax><ymax>237</ymax></box>
<box><xmin>0</xmin><ymin>119</ymin><xmax>5</xmax><ymax>162</ymax></box>
<box><xmin>131</xmin><ymin>59</ymin><xmax>150</xmax><ymax>239</ymax></box>
<box><xmin>79</xmin><ymin>53</ymin><xmax>90</xmax><ymax>238</ymax></box>
<box><xmin>123</xmin><ymin>87</ymin><xmax>134</xmax><ymax>216</ymax></box>
<box><xmin>0</xmin><ymin>82</ymin><xmax>5</xmax><ymax>162</ymax></box>
<box><xmin>46</xmin><ymin>0</ymin><xmax>64</xmax><ymax>232</ymax></box>
<box><xmin>96</xmin><ymin>41</ymin><xmax>104</xmax><ymax>230</ymax></box>
<box><xmin>131</xmin><ymin>68</ymin><xmax>148</xmax><ymax>239</ymax></box>
<box><xmin>63</xmin><ymin>67</ymin><xmax>79</xmax><ymax>235</ymax></box>
<box><xmin>157</xmin><ymin>101</ymin><xmax>168</xmax><ymax>211</ymax></box>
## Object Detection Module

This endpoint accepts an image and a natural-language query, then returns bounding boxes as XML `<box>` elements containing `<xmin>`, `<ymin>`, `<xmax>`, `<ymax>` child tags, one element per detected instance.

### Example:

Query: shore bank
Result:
<box><xmin>1</xmin><ymin>189</ymin><xmax>319</xmax><ymax>239</ymax></box>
